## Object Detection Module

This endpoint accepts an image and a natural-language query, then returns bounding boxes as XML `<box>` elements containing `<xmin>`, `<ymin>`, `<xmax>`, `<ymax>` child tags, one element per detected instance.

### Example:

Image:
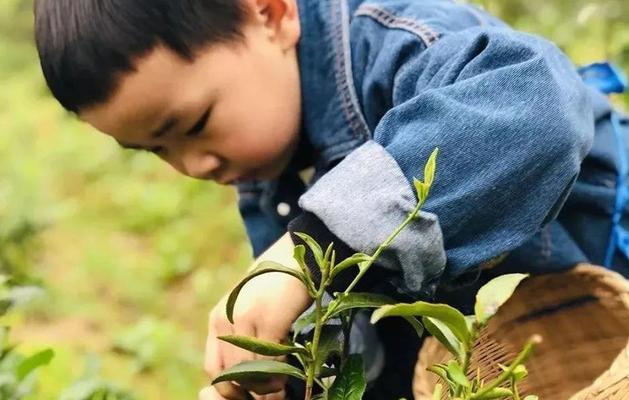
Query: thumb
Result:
<box><xmin>199</xmin><ymin>386</ymin><xmax>228</xmax><ymax>400</ymax></box>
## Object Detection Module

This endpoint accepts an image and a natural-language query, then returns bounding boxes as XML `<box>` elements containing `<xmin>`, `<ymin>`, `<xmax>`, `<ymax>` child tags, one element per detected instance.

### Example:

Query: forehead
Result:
<box><xmin>80</xmin><ymin>45</ymin><xmax>220</xmax><ymax>140</ymax></box>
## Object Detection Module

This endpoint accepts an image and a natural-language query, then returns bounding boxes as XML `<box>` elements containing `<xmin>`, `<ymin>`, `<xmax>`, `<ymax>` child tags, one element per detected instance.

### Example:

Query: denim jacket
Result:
<box><xmin>236</xmin><ymin>0</ymin><xmax>628</xmax><ymax>296</ymax></box>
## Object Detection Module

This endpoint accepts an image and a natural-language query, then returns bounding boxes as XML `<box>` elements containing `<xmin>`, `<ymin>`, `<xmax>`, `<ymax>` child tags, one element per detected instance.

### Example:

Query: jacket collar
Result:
<box><xmin>295</xmin><ymin>0</ymin><xmax>371</xmax><ymax>173</ymax></box>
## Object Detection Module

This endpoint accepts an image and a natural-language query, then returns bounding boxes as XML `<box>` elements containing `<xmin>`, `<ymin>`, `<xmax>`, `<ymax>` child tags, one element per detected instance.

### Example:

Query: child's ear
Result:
<box><xmin>246</xmin><ymin>0</ymin><xmax>300</xmax><ymax>49</ymax></box>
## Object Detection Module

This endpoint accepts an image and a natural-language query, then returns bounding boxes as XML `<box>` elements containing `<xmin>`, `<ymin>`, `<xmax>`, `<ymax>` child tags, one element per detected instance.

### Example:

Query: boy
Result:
<box><xmin>34</xmin><ymin>0</ymin><xmax>627</xmax><ymax>399</ymax></box>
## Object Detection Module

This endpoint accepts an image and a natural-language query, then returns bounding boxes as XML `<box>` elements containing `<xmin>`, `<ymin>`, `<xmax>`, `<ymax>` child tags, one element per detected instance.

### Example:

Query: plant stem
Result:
<box><xmin>512</xmin><ymin>377</ymin><xmax>521</xmax><ymax>400</ymax></box>
<box><xmin>344</xmin><ymin>199</ymin><xmax>426</xmax><ymax>294</ymax></box>
<box><xmin>305</xmin><ymin>294</ymin><xmax>324</xmax><ymax>400</ymax></box>
<box><xmin>470</xmin><ymin>335</ymin><xmax>541</xmax><ymax>400</ymax></box>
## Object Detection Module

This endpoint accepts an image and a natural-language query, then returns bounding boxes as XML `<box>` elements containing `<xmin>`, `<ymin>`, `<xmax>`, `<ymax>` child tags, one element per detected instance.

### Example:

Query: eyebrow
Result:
<box><xmin>117</xmin><ymin>116</ymin><xmax>179</xmax><ymax>150</ymax></box>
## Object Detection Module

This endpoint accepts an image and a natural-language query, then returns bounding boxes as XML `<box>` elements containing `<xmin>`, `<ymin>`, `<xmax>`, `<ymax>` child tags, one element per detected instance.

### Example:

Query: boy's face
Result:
<box><xmin>80</xmin><ymin>3</ymin><xmax>302</xmax><ymax>185</ymax></box>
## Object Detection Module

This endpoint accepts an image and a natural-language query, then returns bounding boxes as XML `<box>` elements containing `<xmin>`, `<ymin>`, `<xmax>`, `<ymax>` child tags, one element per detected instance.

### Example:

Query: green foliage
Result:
<box><xmin>211</xmin><ymin>360</ymin><xmax>307</xmax><ymax>384</ymax></box>
<box><xmin>375</xmin><ymin>274</ymin><xmax>537</xmax><ymax>399</ymax></box>
<box><xmin>112</xmin><ymin>317</ymin><xmax>197</xmax><ymax>375</ymax></box>
<box><xmin>226</xmin><ymin>261</ymin><xmax>310</xmax><ymax>323</ymax></box>
<box><xmin>326</xmin><ymin>293</ymin><xmax>395</xmax><ymax>319</ymax></box>
<box><xmin>59</xmin><ymin>378</ymin><xmax>135</xmax><ymax>400</ymax></box>
<box><xmin>0</xmin><ymin>332</ymin><xmax>53</xmax><ymax>399</ymax></box>
<box><xmin>217</xmin><ymin>336</ymin><xmax>309</xmax><ymax>357</ymax></box>
<box><xmin>56</xmin><ymin>356</ymin><xmax>136</xmax><ymax>400</ymax></box>
<box><xmin>0</xmin><ymin>278</ymin><xmax>52</xmax><ymax>399</ymax></box>
<box><xmin>371</xmin><ymin>302</ymin><xmax>471</xmax><ymax>344</ymax></box>
<box><xmin>213</xmin><ymin>150</ymin><xmax>538</xmax><ymax>400</ymax></box>
<box><xmin>327</xmin><ymin>355</ymin><xmax>366</xmax><ymax>400</ymax></box>
<box><xmin>414</xmin><ymin>148</ymin><xmax>439</xmax><ymax>204</ymax></box>
<box><xmin>475</xmin><ymin>274</ymin><xmax>529</xmax><ymax>326</ymax></box>
<box><xmin>213</xmin><ymin>151</ymin><xmax>440</xmax><ymax>400</ymax></box>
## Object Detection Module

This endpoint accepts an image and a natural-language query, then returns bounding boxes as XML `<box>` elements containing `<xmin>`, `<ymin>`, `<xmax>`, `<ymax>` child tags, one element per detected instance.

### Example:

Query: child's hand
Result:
<box><xmin>204</xmin><ymin>233</ymin><xmax>313</xmax><ymax>400</ymax></box>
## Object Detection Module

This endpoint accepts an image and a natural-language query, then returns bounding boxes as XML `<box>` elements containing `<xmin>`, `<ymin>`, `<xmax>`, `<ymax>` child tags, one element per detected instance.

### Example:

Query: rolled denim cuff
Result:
<box><xmin>299</xmin><ymin>140</ymin><xmax>446</xmax><ymax>296</ymax></box>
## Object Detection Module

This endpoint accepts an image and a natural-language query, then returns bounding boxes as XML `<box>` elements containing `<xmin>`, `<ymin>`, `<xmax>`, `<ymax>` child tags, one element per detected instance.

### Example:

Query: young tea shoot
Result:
<box><xmin>211</xmin><ymin>148</ymin><xmax>539</xmax><ymax>400</ymax></box>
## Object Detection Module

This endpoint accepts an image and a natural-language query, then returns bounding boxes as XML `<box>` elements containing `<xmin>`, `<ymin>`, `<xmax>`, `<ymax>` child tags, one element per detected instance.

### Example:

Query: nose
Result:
<box><xmin>181</xmin><ymin>151</ymin><xmax>221</xmax><ymax>180</ymax></box>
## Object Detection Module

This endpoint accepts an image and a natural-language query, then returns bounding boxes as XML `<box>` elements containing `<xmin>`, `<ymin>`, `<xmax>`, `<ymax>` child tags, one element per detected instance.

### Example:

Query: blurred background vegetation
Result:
<box><xmin>0</xmin><ymin>0</ymin><xmax>627</xmax><ymax>398</ymax></box>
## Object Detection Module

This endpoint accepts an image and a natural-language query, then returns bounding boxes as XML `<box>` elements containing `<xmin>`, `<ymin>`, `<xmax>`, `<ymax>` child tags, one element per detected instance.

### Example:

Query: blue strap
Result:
<box><xmin>604</xmin><ymin>112</ymin><xmax>629</xmax><ymax>267</ymax></box>
<box><xmin>605</xmin><ymin>113</ymin><xmax>629</xmax><ymax>268</ymax></box>
<box><xmin>578</xmin><ymin>62</ymin><xmax>628</xmax><ymax>268</ymax></box>
<box><xmin>578</xmin><ymin>62</ymin><xmax>628</xmax><ymax>94</ymax></box>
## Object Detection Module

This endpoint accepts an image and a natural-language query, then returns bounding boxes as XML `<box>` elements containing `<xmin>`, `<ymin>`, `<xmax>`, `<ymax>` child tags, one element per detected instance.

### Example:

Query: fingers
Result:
<box><xmin>206</xmin><ymin>306</ymin><xmax>272</xmax><ymax>400</ymax></box>
<box><xmin>237</xmin><ymin>325</ymin><xmax>288</xmax><ymax>395</ymax></box>
<box><xmin>223</xmin><ymin>317</ymin><xmax>256</xmax><ymax>372</ymax></box>
<box><xmin>205</xmin><ymin>308</ymin><xmax>228</xmax><ymax>381</ymax></box>
<box><xmin>252</xmin><ymin>389</ymin><xmax>286</xmax><ymax>400</ymax></box>
<box><xmin>199</xmin><ymin>386</ymin><xmax>228</xmax><ymax>400</ymax></box>
<box><xmin>238</xmin><ymin>375</ymin><xmax>286</xmax><ymax>395</ymax></box>
<box><xmin>199</xmin><ymin>384</ymin><xmax>248</xmax><ymax>400</ymax></box>
<box><xmin>214</xmin><ymin>382</ymin><xmax>251</xmax><ymax>400</ymax></box>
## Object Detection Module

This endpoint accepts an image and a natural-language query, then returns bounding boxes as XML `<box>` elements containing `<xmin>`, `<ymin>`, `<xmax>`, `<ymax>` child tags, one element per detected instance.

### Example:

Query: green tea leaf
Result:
<box><xmin>293</xmin><ymin>308</ymin><xmax>320</xmax><ymax>336</ymax></box>
<box><xmin>16</xmin><ymin>348</ymin><xmax>54</xmax><ymax>380</ymax></box>
<box><xmin>426</xmin><ymin>364</ymin><xmax>454</xmax><ymax>388</ymax></box>
<box><xmin>446</xmin><ymin>360</ymin><xmax>470</xmax><ymax>388</ymax></box>
<box><xmin>423</xmin><ymin>316</ymin><xmax>463</xmax><ymax>359</ymax></box>
<box><xmin>403</xmin><ymin>316</ymin><xmax>425</xmax><ymax>338</ymax></box>
<box><xmin>293</xmin><ymin>244</ymin><xmax>306</xmax><ymax>265</ymax></box>
<box><xmin>323</xmin><ymin>242</ymin><xmax>334</xmax><ymax>268</ymax></box>
<box><xmin>475</xmin><ymin>387</ymin><xmax>513</xmax><ymax>399</ymax></box>
<box><xmin>293</xmin><ymin>244</ymin><xmax>311</xmax><ymax>275</ymax></box>
<box><xmin>523</xmin><ymin>396</ymin><xmax>539</xmax><ymax>400</ymax></box>
<box><xmin>211</xmin><ymin>360</ymin><xmax>306</xmax><ymax>384</ymax></box>
<box><xmin>294</xmin><ymin>232</ymin><xmax>324</xmax><ymax>269</ymax></box>
<box><xmin>413</xmin><ymin>148</ymin><xmax>439</xmax><ymax>203</ymax></box>
<box><xmin>414</xmin><ymin>178</ymin><xmax>430</xmax><ymax>204</ymax></box>
<box><xmin>226</xmin><ymin>261</ymin><xmax>306</xmax><ymax>324</ymax></box>
<box><xmin>327</xmin><ymin>293</ymin><xmax>396</xmax><ymax>319</ymax></box>
<box><xmin>371</xmin><ymin>302</ymin><xmax>470</xmax><ymax>344</ymax></box>
<box><xmin>328</xmin><ymin>355</ymin><xmax>366</xmax><ymax>400</ymax></box>
<box><xmin>315</xmin><ymin>326</ymin><xmax>342</xmax><ymax>375</ymax></box>
<box><xmin>424</xmin><ymin>148</ymin><xmax>439</xmax><ymax>188</ymax></box>
<box><xmin>475</xmin><ymin>274</ymin><xmax>528</xmax><ymax>326</ymax></box>
<box><xmin>330</xmin><ymin>254</ymin><xmax>372</xmax><ymax>279</ymax></box>
<box><xmin>218</xmin><ymin>335</ymin><xmax>308</xmax><ymax>357</ymax></box>
<box><xmin>512</xmin><ymin>364</ymin><xmax>528</xmax><ymax>380</ymax></box>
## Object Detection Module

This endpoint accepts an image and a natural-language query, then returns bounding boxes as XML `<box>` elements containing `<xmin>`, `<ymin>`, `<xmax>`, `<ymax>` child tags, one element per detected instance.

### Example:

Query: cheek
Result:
<box><xmin>216</xmin><ymin>102</ymin><xmax>299</xmax><ymax>161</ymax></box>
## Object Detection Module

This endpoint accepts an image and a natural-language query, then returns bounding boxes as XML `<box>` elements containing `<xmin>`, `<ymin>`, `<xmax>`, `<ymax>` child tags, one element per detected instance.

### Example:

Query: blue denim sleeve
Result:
<box><xmin>299</xmin><ymin>27</ymin><xmax>594</xmax><ymax>295</ymax></box>
<box><xmin>237</xmin><ymin>182</ymin><xmax>287</xmax><ymax>257</ymax></box>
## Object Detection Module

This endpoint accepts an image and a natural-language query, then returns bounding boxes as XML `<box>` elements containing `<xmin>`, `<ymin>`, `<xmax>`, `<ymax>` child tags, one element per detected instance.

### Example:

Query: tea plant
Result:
<box><xmin>212</xmin><ymin>149</ymin><xmax>539</xmax><ymax>400</ymax></box>
<box><xmin>371</xmin><ymin>274</ymin><xmax>541</xmax><ymax>400</ymax></box>
<box><xmin>0</xmin><ymin>276</ymin><xmax>54</xmax><ymax>399</ymax></box>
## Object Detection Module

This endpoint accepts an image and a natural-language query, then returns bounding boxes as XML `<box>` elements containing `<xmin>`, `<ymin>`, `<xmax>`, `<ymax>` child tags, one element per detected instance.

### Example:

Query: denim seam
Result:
<box><xmin>331</xmin><ymin>0</ymin><xmax>372</xmax><ymax>142</ymax></box>
<box><xmin>354</xmin><ymin>4</ymin><xmax>440</xmax><ymax>48</ymax></box>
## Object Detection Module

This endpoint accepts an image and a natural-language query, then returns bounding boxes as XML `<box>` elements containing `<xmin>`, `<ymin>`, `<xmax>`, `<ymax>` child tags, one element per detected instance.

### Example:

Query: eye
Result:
<box><xmin>186</xmin><ymin>108</ymin><xmax>211</xmax><ymax>138</ymax></box>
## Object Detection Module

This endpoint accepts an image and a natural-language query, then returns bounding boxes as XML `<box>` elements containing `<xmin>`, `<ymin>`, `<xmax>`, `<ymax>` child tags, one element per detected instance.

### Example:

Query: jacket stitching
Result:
<box><xmin>355</xmin><ymin>4</ymin><xmax>440</xmax><ymax>47</ymax></box>
<box><xmin>331</xmin><ymin>0</ymin><xmax>372</xmax><ymax>142</ymax></box>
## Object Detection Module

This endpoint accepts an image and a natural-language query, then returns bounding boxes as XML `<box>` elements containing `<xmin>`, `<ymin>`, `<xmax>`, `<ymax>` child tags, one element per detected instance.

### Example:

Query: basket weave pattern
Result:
<box><xmin>414</xmin><ymin>265</ymin><xmax>629</xmax><ymax>400</ymax></box>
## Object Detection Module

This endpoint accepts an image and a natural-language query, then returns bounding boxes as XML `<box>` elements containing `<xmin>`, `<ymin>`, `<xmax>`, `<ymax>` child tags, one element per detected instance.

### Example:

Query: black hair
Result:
<box><xmin>34</xmin><ymin>0</ymin><xmax>249</xmax><ymax>113</ymax></box>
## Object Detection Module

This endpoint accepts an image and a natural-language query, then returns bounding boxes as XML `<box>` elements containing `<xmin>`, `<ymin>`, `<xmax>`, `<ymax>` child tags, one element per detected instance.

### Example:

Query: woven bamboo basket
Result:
<box><xmin>413</xmin><ymin>265</ymin><xmax>629</xmax><ymax>400</ymax></box>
